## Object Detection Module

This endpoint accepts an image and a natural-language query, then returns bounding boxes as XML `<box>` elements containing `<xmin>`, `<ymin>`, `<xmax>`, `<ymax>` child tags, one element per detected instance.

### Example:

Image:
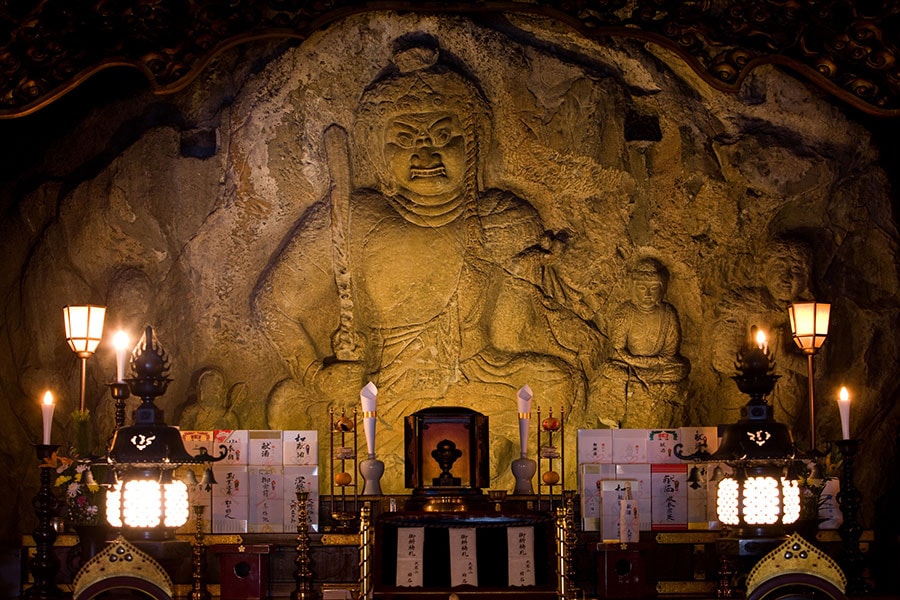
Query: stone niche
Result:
<box><xmin>2</xmin><ymin>11</ymin><xmax>899</xmax><ymax>544</ymax></box>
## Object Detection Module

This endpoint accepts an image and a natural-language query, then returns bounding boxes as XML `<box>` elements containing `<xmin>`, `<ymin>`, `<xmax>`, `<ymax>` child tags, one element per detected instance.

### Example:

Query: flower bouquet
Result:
<box><xmin>47</xmin><ymin>452</ymin><xmax>104</xmax><ymax>526</ymax></box>
<box><xmin>796</xmin><ymin>446</ymin><xmax>842</xmax><ymax>523</ymax></box>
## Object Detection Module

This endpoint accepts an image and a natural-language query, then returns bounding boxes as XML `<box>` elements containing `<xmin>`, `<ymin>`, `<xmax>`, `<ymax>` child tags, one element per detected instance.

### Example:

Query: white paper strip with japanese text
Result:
<box><xmin>507</xmin><ymin>526</ymin><xmax>535</xmax><ymax>586</ymax></box>
<box><xmin>396</xmin><ymin>527</ymin><xmax>425</xmax><ymax>587</ymax></box>
<box><xmin>449</xmin><ymin>527</ymin><xmax>478</xmax><ymax>586</ymax></box>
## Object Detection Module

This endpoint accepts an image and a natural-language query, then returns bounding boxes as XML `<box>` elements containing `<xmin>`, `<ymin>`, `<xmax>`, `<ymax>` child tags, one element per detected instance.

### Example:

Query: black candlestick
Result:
<box><xmin>108</xmin><ymin>382</ymin><xmax>131</xmax><ymax>429</ymax></box>
<box><xmin>26</xmin><ymin>444</ymin><xmax>62</xmax><ymax>600</ymax></box>
<box><xmin>835</xmin><ymin>439</ymin><xmax>870</xmax><ymax>595</ymax></box>
<box><xmin>106</xmin><ymin>381</ymin><xmax>131</xmax><ymax>452</ymax></box>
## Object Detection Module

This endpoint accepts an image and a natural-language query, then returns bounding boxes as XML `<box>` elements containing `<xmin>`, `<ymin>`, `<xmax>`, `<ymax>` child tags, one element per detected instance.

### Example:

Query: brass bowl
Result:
<box><xmin>423</xmin><ymin>496</ymin><xmax>468</xmax><ymax>512</ymax></box>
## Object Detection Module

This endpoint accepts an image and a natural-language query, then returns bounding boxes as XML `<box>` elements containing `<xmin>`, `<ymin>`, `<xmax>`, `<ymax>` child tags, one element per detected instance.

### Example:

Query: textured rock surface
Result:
<box><xmin>1</xmin><ymin>12</ymin><xmax>898</xmax><ymax>543</ymax></box>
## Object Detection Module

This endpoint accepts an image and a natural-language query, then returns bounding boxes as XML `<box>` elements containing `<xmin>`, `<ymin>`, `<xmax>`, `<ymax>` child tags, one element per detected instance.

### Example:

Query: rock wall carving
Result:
<box><xmin>252</xmin><ymin>39</ymin><xmax>603</xmax><ymax>489</ymax></box>
<box><xmin>0</xmin><ymin>12</ymin><xmax>897</xmax><ymax>545</ymax></box>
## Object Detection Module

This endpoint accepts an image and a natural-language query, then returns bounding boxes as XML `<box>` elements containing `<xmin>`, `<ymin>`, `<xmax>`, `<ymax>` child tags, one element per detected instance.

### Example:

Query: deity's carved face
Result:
<box><xmin>764</xmin><ymin>255</ymin><xmax>809</xmax><ymax>302</ymax></box>
<box><xmin>632</xmin><ymin>277</ymin><xmax>665</xmax><ymax>312</ymax></box>
<box><xmin>383</xmin><ymin>111</ymin><xmax>467</xmax><ymax>206</ymax></box>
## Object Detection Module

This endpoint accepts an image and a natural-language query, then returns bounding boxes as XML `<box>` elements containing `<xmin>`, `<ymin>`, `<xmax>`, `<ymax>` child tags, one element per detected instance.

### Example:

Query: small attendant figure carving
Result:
<box><xmin>711</xmin><ymin>238</ymin><xmax>815</xmax><ymax>425</ymax></box>
<box><xmin>595</xmin><ymin>257</ymin><xmax>690</xmax><ymax>427</ymax></box>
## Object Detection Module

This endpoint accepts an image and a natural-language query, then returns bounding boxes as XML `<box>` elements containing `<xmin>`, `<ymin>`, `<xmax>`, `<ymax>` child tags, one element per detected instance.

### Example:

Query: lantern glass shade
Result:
<box><xmin>788</xmin><ymin>302</ymin><xmax>831</xmax><ymax>352</ymax></box>
<box><xmin>717</xmin><ymin>478</ymin><xmax>740</xmax><ymax>526</ymax></box>
<box><xmin>715</xmin><ymin>473</ymin><xmax>800</xmax><ymax>530</ymax></box>
<box><xmin>106</xmin><ymin>473</ymin><xmax>190</xmax><ymax>533</ymax></box>
<box><xmin>63</xmin><ymin>305</ymin><xmax>106</xmax><ymax>356</ymax></box>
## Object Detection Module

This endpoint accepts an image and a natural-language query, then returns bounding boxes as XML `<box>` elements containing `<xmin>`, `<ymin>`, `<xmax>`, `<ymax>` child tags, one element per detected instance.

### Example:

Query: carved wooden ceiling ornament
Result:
<box><xmin>1</xmin><ymin>0</ymin><xmax>898</xmax><ymax>118</ymax></box>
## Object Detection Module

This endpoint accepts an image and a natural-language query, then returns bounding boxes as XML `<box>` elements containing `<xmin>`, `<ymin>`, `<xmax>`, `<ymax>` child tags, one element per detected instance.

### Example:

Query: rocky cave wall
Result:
<box><xmin>1</xmin><ymin>11</ymin><xmax>899</xmax><ymax>544</ymax></box>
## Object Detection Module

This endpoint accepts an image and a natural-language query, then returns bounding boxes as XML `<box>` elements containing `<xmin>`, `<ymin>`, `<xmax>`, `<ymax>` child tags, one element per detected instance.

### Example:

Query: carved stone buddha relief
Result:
<box><xmin>252</xmin><ymin>38</ymin><xmax>606</xmax><ymax>489</ymax></box>
<box><xmin>2</xmin><ymin>10</ymin><xmax>895</xmax><ymax>525</ymax></box>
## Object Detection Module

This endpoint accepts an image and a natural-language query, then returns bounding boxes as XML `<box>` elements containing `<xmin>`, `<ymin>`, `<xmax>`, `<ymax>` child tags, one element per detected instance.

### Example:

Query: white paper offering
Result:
<box><xmin>360</xmin><ymin>381</ymin><xmax>378</xmax><ymax>456</ymax></box>
<box><xmin>396</xmin><ymin>527</ymin><xmax>425</xmax><ymax>587</ymax></box>
<box><xmin>507</xmin><ymin>526</ymin><xmax>535</xmax><ymax>587</ymax></box>
<box><xmin>449</xmin><ymin>528</ymin><xmax>478</xmax><ymax>586</ymax></box>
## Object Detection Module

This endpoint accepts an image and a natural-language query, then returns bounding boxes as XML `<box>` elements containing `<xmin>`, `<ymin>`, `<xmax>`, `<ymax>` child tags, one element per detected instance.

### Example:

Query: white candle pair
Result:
<box><xmin>113</xmin><ymin>330</ymin><xmax>130</xmax><ymax>383</ymax></box>
<box><xmin>40</xmin><ymin>391</ymin><xmax>54</xmax><ymax>444</ymax></box>
<box><xmin>838</xmin><ymin>386</ymin><xmax>851</xmax><ymax>440</ymax></box>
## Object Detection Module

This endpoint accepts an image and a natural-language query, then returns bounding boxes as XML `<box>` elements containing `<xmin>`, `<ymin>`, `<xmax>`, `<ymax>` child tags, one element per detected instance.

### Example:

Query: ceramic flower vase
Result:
<box><xmin>511</xmin><ymin>455</ymin><xmax>537</xmax><ymax>495</ymax></box>
<box><xmin>359</xmin><ymin>454</ymin><xmax>385</xmax><ymax>496</ymax></box>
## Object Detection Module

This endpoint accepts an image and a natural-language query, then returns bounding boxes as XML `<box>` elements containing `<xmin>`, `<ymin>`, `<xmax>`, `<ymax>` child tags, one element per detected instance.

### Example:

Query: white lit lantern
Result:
<box><xmin>788</xmin><ymin>302</ymin><xmax>831</xmax><ymax>353</ymax></box>
<box><xmin>788</xmin><ymin>301</ymin><xmax>831</xmax><ymax>453</ymax></box>
<box><xmin>62</xmin><ymin>304</ymin><xmax>106</xmax><ymax>357</ymax></box>
<box><xmin>62</xmin><ymin>304</ymin><xmax>107</xmax><ymax>412</ymax></box>
<box><xmin>106</xmin><ymin>469</ymin><xmax>190</xmax><ymax>536</ymax></box>
<box><xmin>716</xmin><ymin>466</ymin><xmax>801</xmax><ymax>536</ymax></box>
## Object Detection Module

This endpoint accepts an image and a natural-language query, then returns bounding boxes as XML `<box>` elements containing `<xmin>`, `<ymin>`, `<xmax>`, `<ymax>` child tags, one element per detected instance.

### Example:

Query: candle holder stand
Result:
<box><xmin>358</xmin><ymin>502</ymin><xmax>372</xmax><ymax>600</ymax></box>
<box><xmin>26</xmin><ymin>443</ymin><xmax>62</xmax><ymax>600</ymax></box>
<box><xmin>108</xmin><ymin>382</ymin><xmax>131</xmax><ymax>430</ymax></box>
<box><xmin>292</xmin><ymin>490</ymin><xmax>315</xmax><ymax>600</ymax></box>
<box><xmin>835</xmin><ymin>439</ymin><xmax>870</xmax><ymax>595</ymax></box>
<box><xmin>537</xmin><ymin>407</ymin><xmax>565</xmax><ymax>510</ymax></box>
<box><xmin>328</xmin><ymin>407</ymin><xmax>358</xmax><ymax>531</ymax></box>
<box><xmin>189</xmin><ymin>505</ymin><xmax>211</xmax><ymax>600</ymax></box>
<box><xmin>554</xmin><ymin>495</ymin><xmax>578</xmax><ymax>600</ymax></box>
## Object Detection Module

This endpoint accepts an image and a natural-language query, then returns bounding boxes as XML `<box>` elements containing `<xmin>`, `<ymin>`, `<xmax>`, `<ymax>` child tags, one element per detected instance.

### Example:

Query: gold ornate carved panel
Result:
<box><xmin>1</xmin><ymin>0</ymin><xmax>899</xmax><ymax>118</ymax></box>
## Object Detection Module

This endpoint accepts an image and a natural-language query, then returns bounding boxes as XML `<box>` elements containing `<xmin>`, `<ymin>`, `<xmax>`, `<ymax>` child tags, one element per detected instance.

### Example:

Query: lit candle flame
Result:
<box><xmin>113</xmin><ymin>330</ymin><xmax>130</xmax><ymax>351</ymax></box>
<box><xmin>755</xmin><ymin>329</ymin><xmax>768</xmax><ymax>354</ymax></box>
<box><xmin>839</xmin><ymin>386</ymin><xmax>850</xmax><ymax>402</ymax></box>
<box><xmin>42</xmin><ymin>390</ymin><xmax>54</xmax><ymax>405</ymax></box>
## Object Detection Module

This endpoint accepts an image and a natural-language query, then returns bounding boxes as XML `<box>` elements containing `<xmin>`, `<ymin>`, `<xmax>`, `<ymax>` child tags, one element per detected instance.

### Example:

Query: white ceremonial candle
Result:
<box><xmin>113</xmin><ymin>330</ymin><xmax>130</xmax><ymax>383</ymax></box>
<box><xmin>360</xmin><ymin>381</ymin><xmax>378</xmax><ymax>456</ymax></box>
<box><xmin>517</xmin><ymin>384</ymin><xmax>533</xmax><ymax>457</ymax></box>
<box><xmin>41</xmin><ymin>391</ymin><xmax>54</xmax><ymax>445</ymax></box>
<box><xmin>838</xmin><ymin>386</ymin><xmax>851</xmax><ymax>440</ymax></box>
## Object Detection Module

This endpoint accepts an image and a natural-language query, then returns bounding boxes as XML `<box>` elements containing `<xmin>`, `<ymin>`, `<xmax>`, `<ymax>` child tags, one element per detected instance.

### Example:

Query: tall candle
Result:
<box><xmin>517</xmin><ymin>384</ymin><xmax>533</xmax><ymax>457</ymax></box>
<box><xmin>41</xmin><ymin>391</ymin><xmax>54</xmax><ymax>445</ymax></box>
<box><xmin>838</xmin><ymin>386</ymin><xmax>851</xmax><ymax>440</ymax></box>
<box><xmin>360</xmin><ymin>381</ymin><xmax>378</xmax><ymax>457</ymax></box>
<box><xmin>113</xmin><ymin>330</ymin><xmax>130</xmax><ymax>383</ymax></box>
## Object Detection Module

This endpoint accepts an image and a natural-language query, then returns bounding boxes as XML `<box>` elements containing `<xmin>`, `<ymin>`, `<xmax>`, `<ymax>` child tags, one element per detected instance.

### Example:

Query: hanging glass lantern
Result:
<box><xmin>106</xmin><ymin>326</ymin><xmax>225</xmax><ymax>540</ymax></box>
<box><xmin>716</xmin><ymin>465</ymin><xmax>800</xmax><ymax>536</ymax></box>
<box><xmin>676</xmin><ymin>328</ymin><xmax>802</xmax><ymax>541</ymax></box>
<box><xmin>709</xmin><ymin>331</ymin><xmax>801</xmax><ymax>538</ymax></box>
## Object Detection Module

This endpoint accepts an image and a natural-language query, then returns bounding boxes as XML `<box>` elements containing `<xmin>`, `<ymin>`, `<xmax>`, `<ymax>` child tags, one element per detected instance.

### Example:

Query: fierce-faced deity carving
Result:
<box><xmin>253</xmin><ymin>37</ymin><xmax>601</xmax><ymax>489</ymax></box>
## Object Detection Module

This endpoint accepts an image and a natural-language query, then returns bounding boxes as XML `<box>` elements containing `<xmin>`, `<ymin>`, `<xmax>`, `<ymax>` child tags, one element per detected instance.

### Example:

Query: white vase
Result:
<box><xmin>511</xmin><ymin>455</ymin><xmax>536</xmax><ymax>495</ymax></box>
<box><xmin>359</xmin><ymin>454</ymin><xmax>384</xmax><ymax>495</ymax></box>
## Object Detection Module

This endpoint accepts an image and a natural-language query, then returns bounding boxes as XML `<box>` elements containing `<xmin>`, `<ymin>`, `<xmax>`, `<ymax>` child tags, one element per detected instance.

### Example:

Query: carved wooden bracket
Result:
<box><xmin>1</xmin><ymin>0</ymin><xmax>898</xmax><ymax>118</ymax></box>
